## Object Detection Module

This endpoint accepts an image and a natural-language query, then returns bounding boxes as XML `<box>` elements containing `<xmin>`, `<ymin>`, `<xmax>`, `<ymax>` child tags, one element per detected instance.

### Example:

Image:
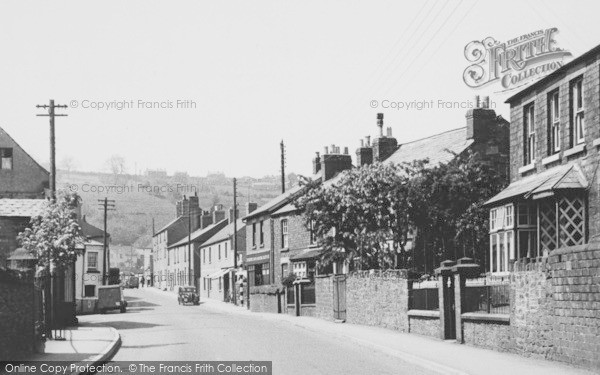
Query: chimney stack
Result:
<box><xmin>313</xmin><ymin>151</ymin><xmax>321</xmax><ymax>175</ymax></box>
<box><xmin>246</xmin><ymin>202</ymin><xmax>258</xmax><ymax>215</ymax></box>
<box><xmin>228</xmin><ymin>207</ymin><xmax>239</xmax><ymax>225</ymax></box>
<box><xmin>320</xmin><ymin>144</ymin><xmax>352</xmax><ymax>180</ymax></box>
<box><xmin>466</xmin><ymin>94</ymin><xmax>497</xmax><ymax>142</ymax></box>
<box><xmin>377</xmin><ymin>113</ymin><xmax>384</xmax><ymax>137</ymax></box>
<box><xmin>372</xmin><ymin>113</ymin><xmax>398</xmax><ymax>162</ymax></box>
<box><xmin>356</xmin><ymin>137</ymin><xmax>374</xmax><ymax>167</ymax></box>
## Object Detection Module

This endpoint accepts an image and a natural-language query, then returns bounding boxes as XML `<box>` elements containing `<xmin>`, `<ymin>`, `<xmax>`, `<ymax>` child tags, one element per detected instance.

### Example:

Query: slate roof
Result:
<box><xmin>0</xmin><ymin>198</ymin><xmax>47</xmax><ymax>217</ymax></box>
<box><xmin>154</xmin><ymin>216</ymin><xmax>185</xmax><ymax>236</ymax></box>
<box><xmin>200</xmin><ymin>218</ymin><xmax>245</xmax><ymax>248</ymax></box>
<box><xmin>80</xmin><ymin>218</ymin><xmax>109</xmax><ymax>240</ymax></box>
<box><xmin>485</xmin><ymin>163</ymin><xmax>588</xmax><ymax>206</ymax></box>
<box><xmin>384</xmin><ymin>127</ymin><xmax>473</xmax><ymax>167</ymax></box>
<box><xmin>168</xmin><ymin>219</ymin><xmax>228</xmax><ymax>248</ymax></box>
<box><xmin>243</xmin><ymin>184</ymin><xmax>305</xmax><ymax>221</ymax></box>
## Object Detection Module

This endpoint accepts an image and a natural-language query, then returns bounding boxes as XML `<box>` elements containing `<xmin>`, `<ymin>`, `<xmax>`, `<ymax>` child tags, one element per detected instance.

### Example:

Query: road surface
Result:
<box><xmin>82</xmin><ymin>288</ymin><xmax>435</xmax><ymax>375</ymax></box>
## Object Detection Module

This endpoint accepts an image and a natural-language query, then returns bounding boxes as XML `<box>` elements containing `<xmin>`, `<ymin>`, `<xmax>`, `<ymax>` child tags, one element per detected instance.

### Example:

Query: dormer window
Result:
<box><xmin>0</xmin><ymin>148</ymin><xmax>12</xmax><ymax>170</ymax></box>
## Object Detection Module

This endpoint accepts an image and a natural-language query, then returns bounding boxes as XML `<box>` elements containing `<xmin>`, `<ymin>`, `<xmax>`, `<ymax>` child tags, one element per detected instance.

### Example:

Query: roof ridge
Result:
<box><xmin>397</xmin><ymin>126</ymin><xmax>466</xmax><ymax>147</ymax></box>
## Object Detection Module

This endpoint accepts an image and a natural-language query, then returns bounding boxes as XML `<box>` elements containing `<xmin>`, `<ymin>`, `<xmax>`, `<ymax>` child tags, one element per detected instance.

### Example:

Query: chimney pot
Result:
<box><xmin>377</xmin><ymin>113</ymin><xmax>384</xmax><ymax>136</ymax></box>
<box><xmin>366</xmin><ymin>136</ymin><xmax>371</xmax><ymax>146</ymax></box>
<box><xmin>344</xmin><ymin>147</ymin><xmax>349</xmax><ymax>155</ymax></box>
<box><xmin>324</xmin><ymin>146</ymin><xmax>329</xmax><ymax>154</ymax></box>
<box><xmin>360</xmin><ymin>139</ymin><xmax>364</xmax><ymax>147</ymax></box>
<box><xmin>474</xmin><ymin>95</ymin><xmax>481</xmax><ymax>108</ymax></box>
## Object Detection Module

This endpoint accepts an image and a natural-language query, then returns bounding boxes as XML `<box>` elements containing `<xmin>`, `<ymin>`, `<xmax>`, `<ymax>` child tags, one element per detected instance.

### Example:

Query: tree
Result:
<box><xmin>294</xmin><ymin>162</ymin><xmax>421</xmax><ymax>270</ymax></box>
<box><xmin>407</xmin><ymin>151</ymin><xmax>505</xmax><ymax>273</ymax></box>
<box><xmin>17</xmin><ymin>191</ymin><xmax>85</xmax><ymax>270</ymax></box>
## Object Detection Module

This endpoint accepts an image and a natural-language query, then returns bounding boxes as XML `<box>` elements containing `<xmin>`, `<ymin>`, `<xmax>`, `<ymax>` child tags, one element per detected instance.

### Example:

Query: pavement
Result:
<box><xmin>14</xmin><ymin>324</ymin><xmax>120</xmax><ymax>375</ymax></box>
<box><xmin>143</xmin><ymin>286</ymin><xmax>595</xmax><ymax>375</ymax></box>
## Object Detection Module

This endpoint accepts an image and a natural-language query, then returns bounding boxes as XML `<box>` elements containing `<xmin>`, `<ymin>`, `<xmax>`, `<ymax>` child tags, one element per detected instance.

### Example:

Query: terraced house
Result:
<box><xmin>485</xmin><ymin>43</ymin><xmax>600</xmax><ymax>274</ymax></box>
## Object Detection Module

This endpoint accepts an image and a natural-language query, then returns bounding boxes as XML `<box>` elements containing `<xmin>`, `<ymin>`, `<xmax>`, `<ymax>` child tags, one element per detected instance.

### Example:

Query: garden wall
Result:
<box><xmin>0</xmin><ymin>278</ymin><xmax>35</xmax><ymax>359</ymax></box>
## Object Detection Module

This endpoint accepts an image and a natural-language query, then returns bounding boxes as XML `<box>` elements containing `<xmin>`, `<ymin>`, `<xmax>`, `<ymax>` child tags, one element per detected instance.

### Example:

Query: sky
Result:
<box><xmin>1</xmin><ymin>0</ymin><xmax>599</xmax><ymax>178</ymax></box>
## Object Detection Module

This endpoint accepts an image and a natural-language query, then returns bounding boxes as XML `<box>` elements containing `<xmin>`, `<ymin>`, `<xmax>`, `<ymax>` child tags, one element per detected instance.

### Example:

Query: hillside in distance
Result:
<box><xmin>57</xmin><ymin>170</ymin><xmax>293</xmax><ymax>248</ymax></box>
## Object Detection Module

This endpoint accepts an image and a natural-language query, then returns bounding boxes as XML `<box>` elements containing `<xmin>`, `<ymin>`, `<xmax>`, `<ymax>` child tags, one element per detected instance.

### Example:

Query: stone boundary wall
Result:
<box><xmin>0</xmin><ymin>279</ymin><xmax>35</xmax><ymax>359</ymax></box>
<box><xmin>462</xmin><ymin>241</ymin><xmax>600</xmax><ymax>371</ymax></box>
<box><xmin>314</xmin><ymin>276</ymin><xmax>333</xmax><ymax>321</ymax></box>
<box><xmin>345</xmin><ymin>272</ymin><xmax>409</xmax><ymax>331</ymax></box>
<box><xmin>408</xmin><ymin>315</ymin><xmax>439</xmax><ymax>338</ymax></box>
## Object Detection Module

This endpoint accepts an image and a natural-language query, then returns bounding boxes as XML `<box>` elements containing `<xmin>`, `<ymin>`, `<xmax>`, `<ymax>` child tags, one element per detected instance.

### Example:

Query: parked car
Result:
<box><xmin>125</xmin><ymin>276</ymin><xmax>139</xmax><ymax>289</ymax></box>
<box><xmin>178</xmin><ymin>286</ymin><xmax>199</xmax><ymax>305</ymax></box>
<box><xmin>97</xmin><ymin>285</ymin><xmax>127</xmax><ymax>313</ymax></box>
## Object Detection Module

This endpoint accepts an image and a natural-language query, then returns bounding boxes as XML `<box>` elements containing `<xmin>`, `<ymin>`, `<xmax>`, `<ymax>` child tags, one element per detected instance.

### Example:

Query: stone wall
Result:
<box><xmin>249</xmin><ymin>289</ymin><xmax>282</xmax><ymax>314</ymax></box>
<box><xmin>463</xmin><ymin>320</ymin><xmax>511</xmax><ymax>352</ymax></box>
<box><xmin>345</xmin><ymin>272</ymin><xmax>409</xmax><ymax>332</ymax></box>
<box><xmin>0</xmin><ymin>279</ymin><xmax>35</xmax><ymax>359</ymax></box>
<box><xmin>408</xmin><ymin>315</ymin><xmax>439</xmax><ymax>338</ymax></box>
<box><xmin>314</xmin><ymin>276</ymin><xmax>333</xmax><ymax>321</ymax></box>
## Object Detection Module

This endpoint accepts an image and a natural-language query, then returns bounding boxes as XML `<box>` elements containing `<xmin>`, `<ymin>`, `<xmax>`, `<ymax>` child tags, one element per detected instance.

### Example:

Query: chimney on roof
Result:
<box><xmin>212</xmin><ymin>205</ymin><xmax>225</xmax><ymax>223</ymax></box>
<box><xmin>356</xmin><ymin>137</ymin><xmax>374</xmax><ymax>167</ymax></box>
<box><xmin>228</xmin><ymin>207</ymin><xmax>239</xmax><ymax>225</ymax></box>
<box><xmin>466</xmin><ymin>94</ymin><xmax>497</xmax><ymax>142</ymax></box>
<box><xmin>246</xmin><ymin>202</ymin><xmax>258</xmax><ymax>215</ymax></box>
<box><xmin>372</xmin><ymin>113</ymin><xmax>398</xmax><ymax>162</ymax></box>
<box><xmin>321</xmin><ymin>144</ymin><xmax>352</xmax><ymax>180</ymax></box>
<box><xmin>313</xmin><ymin>152</ymin><xmax>321</xmax><ymax>175</ymax></box>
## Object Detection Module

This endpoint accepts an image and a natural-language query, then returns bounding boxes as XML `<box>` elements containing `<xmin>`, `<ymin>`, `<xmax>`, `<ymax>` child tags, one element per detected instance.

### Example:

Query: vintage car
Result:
<box><xmin>97</xmin><ymin>285</ymin><xmax>127</xmax><ymax>313</ymax></box>
<box><xmin>177</xmin><ymin>286</ymin><xmax>200</xmax><ymax>305</ymax></box>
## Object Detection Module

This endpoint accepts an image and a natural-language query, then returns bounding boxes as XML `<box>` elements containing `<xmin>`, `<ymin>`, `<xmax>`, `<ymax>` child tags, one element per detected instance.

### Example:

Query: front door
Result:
<box><xmin>333</xmin><ymin>275</ymin><xmax>347</xmax><ymax>321</ymax></box>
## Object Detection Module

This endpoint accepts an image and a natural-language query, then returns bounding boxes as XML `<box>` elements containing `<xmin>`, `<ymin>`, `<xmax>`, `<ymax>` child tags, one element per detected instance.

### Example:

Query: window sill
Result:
<box><xmin>563</xmin><ymin>144</ymin><xmax>586</xmax><ymax>158</ymax></box>
<box><xmin>407</xmin><ymin>309</ymin><xmax>440</xmax><ymax>318</ymax></box>
<box><xmin>461</xmin><ymin>312</ymin><xmax>510</xmax><ymax>324</ymax></box>
<box><xmin>518</xmin><ymin>163</ymin><xmax>535</xmax><ymax>174</ymax></box>
<box><xmin>593</xmin><ymin>138</ymin><xmax>600</xmax><ymax>148</ymax></box>
<box><xmin>541</xmin><ymin>153</ymin><xmax>561</xmax><ymax>166</ymax></box>
<box><xmin>280</xmin><ymin>248</ymin><xmax>289</xmax><ymax>253</ymax></box>
<box><xmin>86</xmin><ymin>269</ymin><xmax>100</xmax><ymax>274</ymax></box>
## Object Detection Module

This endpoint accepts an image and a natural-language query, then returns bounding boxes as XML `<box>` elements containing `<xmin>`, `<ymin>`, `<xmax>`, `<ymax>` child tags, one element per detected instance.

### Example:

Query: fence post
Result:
<box><xmin>434</xmin><ymin>260</ymin><xmax>455</xmax><ymax>340</ymax></box>
<box><xmin>451</xmin><ymin>257</ymin><xmax>480</xmax><ymax>344</ymax></box>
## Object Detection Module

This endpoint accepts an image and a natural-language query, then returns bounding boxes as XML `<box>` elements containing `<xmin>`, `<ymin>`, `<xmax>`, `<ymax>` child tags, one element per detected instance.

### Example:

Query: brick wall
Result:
<box><xmin>463</xmin><ymin>241</ymin><xmax>600</xmax><ymax>371</ymax></box>
<box><xmin>345</xmin><ymin>273</ymin><xmax>409</xmax><ymax>332</ymax></box>
<box><xmin>249</xmin><ymin>288</ymin><xmax>282</xmax><ymax>314</ymax></box>
<box><xmin>408</xmin><ymin>316</ymin><xmax>439</xmax><ymax>338</ymax></box>
<box><xmin>507</xmin><ymin>52</ymin><xmax>600</xmax><ymax>237</ymax></box>
<box><xmin>273</xmin><ymin>212</ymin><xmax>313</xmax><ymax>282</ymax></box>
<box><xmin>0</xmin><ymin>279</ymin><xmax>35</xmax><ymax>359</ymax></box>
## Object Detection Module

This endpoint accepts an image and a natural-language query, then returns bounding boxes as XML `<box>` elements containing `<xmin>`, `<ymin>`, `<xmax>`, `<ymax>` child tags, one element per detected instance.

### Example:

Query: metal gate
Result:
<box><xmin>442</xmin><ymin>276</ymin><xmax>456</xmax><ymax>339</ymax></box>
<box><xmin>333</xmin><ymin>275</ymin><xmax>346</xmax><ymax>321</ymax></box>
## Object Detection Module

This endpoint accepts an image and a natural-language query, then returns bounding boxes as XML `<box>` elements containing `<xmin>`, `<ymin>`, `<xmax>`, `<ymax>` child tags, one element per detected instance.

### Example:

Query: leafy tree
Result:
<box><xmin>295</xmin><ymin>162</ymin><xmax>421</xmax><ymax>270</ymax></box>
<box><xmin>18</xmin><ymin>191</ymin><xmax>85</xmax><ymax>270</ymax></box>
<box><xmin>295</xmin><ymin>151</ymin><xmax>505</xmax><ymax>273</ymax></box>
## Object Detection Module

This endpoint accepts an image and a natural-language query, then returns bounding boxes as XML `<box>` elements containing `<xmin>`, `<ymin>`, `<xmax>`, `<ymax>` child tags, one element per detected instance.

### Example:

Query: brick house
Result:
<box><xmin>198</xmin><ymin>209</ymin><xmax>246</xmax><ymax>302</ymax></box>
<box><xmin>0</xmin><ymin>126</ymin><xmax>50</xmax><ymax>266</ymax></box>
<box><xmin>166</xmin><ymin>206</ymin><xmax>228</xmax><ymax>291</ymax></box>
<box><xmin>485</xmin><ymin>44</ymin><xmax>600</xmax><ymax>274</ymax></box>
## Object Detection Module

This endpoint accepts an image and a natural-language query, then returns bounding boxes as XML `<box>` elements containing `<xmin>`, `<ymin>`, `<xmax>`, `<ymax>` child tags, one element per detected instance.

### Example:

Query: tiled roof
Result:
<box><xmin>485</xmin><ymin>163</ymin><xmax>587</xmax><ymax>206</ymax></box>
<box><xmin>200</xmin><ymin>218</ymin><xmax>245</xmax><ymax>248</ymax></box>
<box><xmin>80</xmin><ymin>219</ymin><xmax>109</xmax><ymax>240</ymax></box>
<box><xmin>384</xmin><ymin>127</ymin><xmax>473</xmax><ymax>167</ymax></box>
<box><xmin>243</xmin><ymin>185</ymin><xmax>304</xmax><ymax>221</ymax></box>
<box><xmin>0</xmin><ymin>198</ymin><xmax>47</xmax><ymax>217</ymax></box>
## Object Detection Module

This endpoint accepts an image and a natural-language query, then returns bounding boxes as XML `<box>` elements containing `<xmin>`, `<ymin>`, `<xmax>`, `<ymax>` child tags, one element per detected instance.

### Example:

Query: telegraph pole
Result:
<box><xmin>280</xmin><ymin>140</ymin><xmax>285</xmax><ymax>194</ymax></box>
<box><xmin>36</xmin><ymin>100</ymin><xmax>67</xmax><ymax>201</ymax></box>
<box><xmin>98</xmin><ymin>198</ymin><xmax>115</xmax><ymax>285</ymax></box>
<box><xmin>36</xmin><ymin>100</ymin><xmax>67</xmax><ymax>339</ymax></box>
<box><xmin>232</xmin><ymin>178</ymin><xmax>238</xmax><ymax>304</ymax></box>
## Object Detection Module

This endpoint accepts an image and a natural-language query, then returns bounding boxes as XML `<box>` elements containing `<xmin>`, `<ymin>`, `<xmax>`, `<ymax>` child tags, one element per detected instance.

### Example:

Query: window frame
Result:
<box><xmin>571</xmin><ymin>77</ymin><xmax>585</xmax><ymax>146</ymax></box>
<box><xmin>87</xmin><ymin>252</ymin><xmax>98</xmax><ymax>270</ymax></box>
<box><xmin>281</xmin><ymin>219</ymin><xmax>289</xmax><ymax>249</ymax></box>
<box><xmin>523</xmin><ymin>103</ymin><xmax>536</xmax><ymax>165</ymax></box>
<box><xmin>259</xmin><ymin>220</ymin><xmax>264</xmax><ymax>246</ymax></box>
<box><xmin>0</xmin><ymin>148</ymin><xmax>13</xmax><ymax>170</ymax></box>
<box><xmin>548</xmin><ymin>90</ymin><xmax>560</xmax><ymax>154</ymax></box>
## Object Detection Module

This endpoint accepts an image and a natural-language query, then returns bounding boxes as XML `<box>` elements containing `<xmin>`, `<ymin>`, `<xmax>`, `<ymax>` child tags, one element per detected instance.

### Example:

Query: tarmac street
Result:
<box><xmin>83</xmin><ymin>288</ymin><xmax>434</xmax><ymax>375</ymax></box>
